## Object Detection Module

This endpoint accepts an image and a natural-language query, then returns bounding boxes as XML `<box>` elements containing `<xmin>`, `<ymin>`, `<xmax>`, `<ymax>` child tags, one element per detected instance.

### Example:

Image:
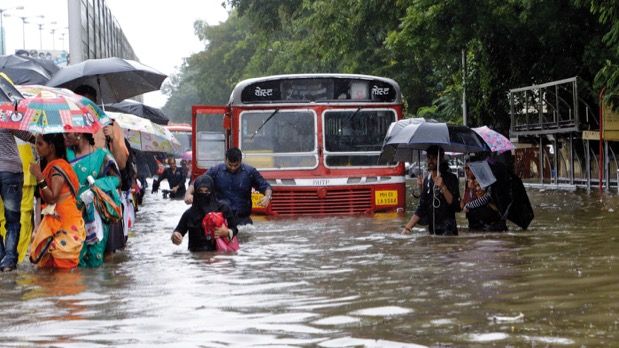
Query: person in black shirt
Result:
<box><xmin>152</xmin><ymin>157</ymin><xmax>186</xmax><ymax>199</ymax></box>
<box><xmin>402</xmin><ymin>145</ymin><xmax>460</xmax><ymax>235</ymax></box>
<box><xmin>171</xmin><ymin>175</ymin><xmax>238</xmax><ymax>252</ymax></box>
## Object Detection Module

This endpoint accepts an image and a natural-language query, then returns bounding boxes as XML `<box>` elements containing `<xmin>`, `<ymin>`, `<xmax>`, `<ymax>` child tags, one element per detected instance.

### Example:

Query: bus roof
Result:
<box><xmin>229</xmin><ymin>73</ymin><xmax>402</xmax><ymax>105</ymax></box>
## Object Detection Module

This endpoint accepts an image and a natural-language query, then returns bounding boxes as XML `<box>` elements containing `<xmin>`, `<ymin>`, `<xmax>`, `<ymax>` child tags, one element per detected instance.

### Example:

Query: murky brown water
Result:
<box><xmin>1</xmin><ymin>185</ymin><xmax>618</xmax><ymax>347</ymax></box>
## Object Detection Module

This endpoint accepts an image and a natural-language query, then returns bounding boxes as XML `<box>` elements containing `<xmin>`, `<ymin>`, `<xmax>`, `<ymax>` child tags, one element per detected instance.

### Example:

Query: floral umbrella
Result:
<box><xmin>108</xmin><ymin>111</ymin><xmax>180</xmax><ymax>154</ymax></box>
<box><xmin>0</xmin><ymin>85</ymin><xmax>109</xmax><ymax>134</ymax></box>
<box><xmin>472</xmin><ymin>126</ymin><xmax>514</xmax><ymax>153</ymax></box>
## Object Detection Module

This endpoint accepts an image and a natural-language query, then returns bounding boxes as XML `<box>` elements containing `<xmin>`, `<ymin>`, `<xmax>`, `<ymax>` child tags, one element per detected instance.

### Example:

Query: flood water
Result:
<box><xmin>1</xmin><ymin>185</ymin><xmax>618</xmax><ymax>347</ymax></box>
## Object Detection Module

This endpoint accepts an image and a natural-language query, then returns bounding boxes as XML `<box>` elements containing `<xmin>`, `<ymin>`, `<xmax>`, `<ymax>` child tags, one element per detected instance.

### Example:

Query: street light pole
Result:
<box><xmin>38</xmin><ymin>23</ymin><xmax>43</xmax><ymax>50</ymax></box>
<box><xmin>20</xmin><ymin>16</ymin><xmax>28</xmax><ymax>49</ymax></box>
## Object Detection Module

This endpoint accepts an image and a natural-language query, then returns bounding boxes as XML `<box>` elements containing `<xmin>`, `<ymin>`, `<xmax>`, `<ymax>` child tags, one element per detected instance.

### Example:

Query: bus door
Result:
<box><xmin>191</xmin><ymin>105</ymin><xmax>229</xmax><ymax>179</ymax></box>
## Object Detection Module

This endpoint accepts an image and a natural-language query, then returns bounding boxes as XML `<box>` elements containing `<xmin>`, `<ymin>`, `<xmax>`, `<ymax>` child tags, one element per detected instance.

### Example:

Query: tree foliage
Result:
<box><xmin>163</xmin><ymin>0</ymin><xmax>618</xmax><ymax>129</ymax></box>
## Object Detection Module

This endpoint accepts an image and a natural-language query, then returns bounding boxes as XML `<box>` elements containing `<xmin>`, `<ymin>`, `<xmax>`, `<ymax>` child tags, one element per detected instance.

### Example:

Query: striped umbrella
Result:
<box><xmin>0</xmin><ymin>85</ymin><xmax>110</xmax><ymax>134</ymax></box>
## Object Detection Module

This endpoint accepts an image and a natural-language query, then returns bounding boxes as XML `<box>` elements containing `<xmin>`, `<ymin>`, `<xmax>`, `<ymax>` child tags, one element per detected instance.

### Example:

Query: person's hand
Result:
<box><xmin>416</xmin><ymin>176</ymin><xmax>423</xmax><ymax>189</ymax></box>
<box><xmin>434</xmin><ymin>176</ymin><xmax>445</xmax><ymax>190</ymax></box>
<box><xmin>29</xmin><ymin>162</ymin><xmax>42</xmax><ymax>179</ymax></box>
<box><xmin>184</xmin><ymin>194</ymin><xmax>193</xmax><ymax>204</ymax></box>
<box><xmin>214</xmin><ymin>225</ymin><xmax>231</xmax><ymax>239</ymax></box>
<box><xmin>171</xmin><ymin>187</ymin><xmax>178</xmax><ymax>193</ymax></box>
<box><xmin>463</xmin><ymin>207</ymin><xmax>469</xmax><ymax>213</ymax></box>
<box><xmin>258</xmin><ymin>194</ymin><xmax>271</xmax><ymax>207</ymax></box>
<box><xmin>401</xmin><ymin>226</ymin><xmax>413</xmax><ymax>235</ymax></box>
<box><xmin>171</xmin><ymin>231</ymin><xmax>183</xmax><ymax>245</ymax></box>
<box><xmin>102</xmin><ymin>125</ymin><xmax>113</xmax><ymax>139</ymax></box>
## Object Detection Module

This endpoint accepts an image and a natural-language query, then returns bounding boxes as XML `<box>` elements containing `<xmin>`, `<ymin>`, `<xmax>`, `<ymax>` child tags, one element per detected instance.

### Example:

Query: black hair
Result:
<box><xmin>225</xmin><ymin>147</ymin><xmax>242</xmax><ymax>162</ymax></box>
<box><xmin>426</xmin><ymin>145</ymin><xmax>445</xmax><ymax>157</ymax></box>
<box><xmin>74</xmin><ymin>85</ymin><xmax>97</xmax><ymax>102</ymax></box>
<box><xmin>39</xmin><ymin>133</ymin><xmax>67</xmax><ymax>170</ymax></box>
<box><xmin>83</xmin><ymin>133</ymin><xmax>95</xmax><ymax>146</ymax></box>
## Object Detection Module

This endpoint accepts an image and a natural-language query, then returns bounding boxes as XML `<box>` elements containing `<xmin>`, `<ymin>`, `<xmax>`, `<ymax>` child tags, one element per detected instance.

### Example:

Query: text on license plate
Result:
<box><xmin>375</xmin><ymin>190</ymin><xmax>398</xmax><ymax>206</ymax></box>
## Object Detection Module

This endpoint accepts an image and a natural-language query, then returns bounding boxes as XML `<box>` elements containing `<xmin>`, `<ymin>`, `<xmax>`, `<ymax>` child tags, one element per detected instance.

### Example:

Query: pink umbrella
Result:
<box><xmin>472</xmin><ymin>126</ymin><xmax>514</xmax><ymax>153</ymax></box>
<box><xmin>182</xmin><ymin>151</ymin><xmax>192</xmax><ymax>161</ymax></box>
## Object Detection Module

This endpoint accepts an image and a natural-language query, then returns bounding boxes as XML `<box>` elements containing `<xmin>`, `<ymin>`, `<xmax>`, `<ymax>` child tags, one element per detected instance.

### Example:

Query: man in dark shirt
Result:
<box><xmin>185</xmin><ymin>148</ymin><xmax>272</xmax><ymax>225</ymax></box>
<box><xmin>402</xmin><ymin>145</ymin><xmax>460</xmax><ymax>235</ymax></box>
<box><xmin>152</xmin><ymin>157</ymin><xmax>187</xmax><ymax>199</ymax></box>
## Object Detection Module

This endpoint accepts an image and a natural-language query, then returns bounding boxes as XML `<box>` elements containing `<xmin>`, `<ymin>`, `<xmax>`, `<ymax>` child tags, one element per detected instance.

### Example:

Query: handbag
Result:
<box><xmin>91</xmin><ymin>185</ymin><xmax>122</xmax><ymax>224</ymax></box>
<box><xmin>201</xmin><ymin>212</ymin><xmax>239</xmax><ymax>252</ymax></box>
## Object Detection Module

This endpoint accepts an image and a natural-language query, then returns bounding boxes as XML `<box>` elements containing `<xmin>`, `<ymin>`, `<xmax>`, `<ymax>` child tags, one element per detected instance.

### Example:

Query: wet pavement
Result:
<box><xmin>0</xmin><ymin>186</ymin><xmax>618</xmax><ymax>347</ymax></box>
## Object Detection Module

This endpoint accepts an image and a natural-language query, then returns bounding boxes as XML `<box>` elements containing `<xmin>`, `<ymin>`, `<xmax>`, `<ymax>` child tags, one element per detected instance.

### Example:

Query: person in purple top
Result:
<box><xmin>185</xmin><ymin>148</ymin><xmax>272</xmax><ymax>225</ymax></box>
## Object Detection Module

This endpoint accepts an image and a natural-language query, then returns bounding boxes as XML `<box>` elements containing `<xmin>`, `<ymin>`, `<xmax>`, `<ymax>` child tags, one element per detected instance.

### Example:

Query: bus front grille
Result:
<box><xmin>270</xmin><ymin>188</ymin><xmax>373</xmax><ymax>216</ymax></box>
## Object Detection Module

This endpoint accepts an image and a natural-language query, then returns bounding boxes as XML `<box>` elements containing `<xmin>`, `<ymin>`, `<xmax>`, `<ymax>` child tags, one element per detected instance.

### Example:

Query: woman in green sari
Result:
<box><xmin>65</xmin><ymin>132</ymin><xmax>121</xmax><ymax>268</ymax></box>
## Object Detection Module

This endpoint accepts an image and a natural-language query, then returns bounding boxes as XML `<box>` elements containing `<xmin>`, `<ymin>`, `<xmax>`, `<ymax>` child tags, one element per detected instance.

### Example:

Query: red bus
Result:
<box><xmin>192</xmin><ymin>74</ymin><xmax>405</xmax><ymax>216</ymax></box>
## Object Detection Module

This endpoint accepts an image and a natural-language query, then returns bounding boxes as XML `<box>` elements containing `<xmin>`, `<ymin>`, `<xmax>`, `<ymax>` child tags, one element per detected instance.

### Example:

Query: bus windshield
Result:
<box><xmin>240</xmin><ymin>109</ymin><xmax>317</xmax><ymax>169</ymax></box>
<box><xmin>324</xmin><ymin>109</ymin><xmax>396</xmax><ymax>167</ymax></box>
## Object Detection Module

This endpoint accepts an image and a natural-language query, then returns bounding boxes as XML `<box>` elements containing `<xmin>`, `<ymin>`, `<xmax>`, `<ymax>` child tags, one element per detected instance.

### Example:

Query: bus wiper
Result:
<box><xmin>251</xmin><ymin>108</ymin><xmax>280</xmax><ymax>139</ymax></box>
<box><xmin>347</xmin><ymin>107</ymin><xmax>362</xmax><ymax>120</ymax></box>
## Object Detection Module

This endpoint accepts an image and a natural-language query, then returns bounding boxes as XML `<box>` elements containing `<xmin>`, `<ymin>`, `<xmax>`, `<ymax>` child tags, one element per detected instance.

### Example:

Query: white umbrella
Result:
<box><xmin>107</xmin><ymin>111</ymin><xmax>180</xmax><ymax>154</ymax></box>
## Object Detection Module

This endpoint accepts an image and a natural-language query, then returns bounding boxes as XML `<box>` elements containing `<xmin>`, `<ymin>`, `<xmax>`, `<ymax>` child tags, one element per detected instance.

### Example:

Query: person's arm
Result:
<box><xmin>434</xmin><ymin>175</ymin><xmax>454</xmax><ymax>205</ymax></box>
<box><xmin>152</xmin><ymin>169</ymin><xmax>168</xmax><ymax>192</ymax></box>
<box><xmin>214</xmin><ymin>203</ymin><xmax>238</xmax><ymax>239</ymax></box>
<box><xmin>11</xmin><ymin>130</ymin><xmax>35</xmax><ymax>143</ymax></box>
<box><xmin>184</xmin><ymin>183</ymin><xmax>194</xmax><ymax>204</ymax></box>
<box><xmin>104</xmin><ymin>124</ymin><xmax>129</xmax><ymax>169</ymax></box>
<box><xmin>30</xmin><ymin>165</ymin><xmax>64</xmax><ymax>204</ymax></box>
<box><xmin>464</xmin><ymin>187</ymin><xmax>492</xmax><ymax>210</ymax></box>
<box><xmin>171</xmin><ymin>211</ymin><xmax>189</xmax><ymax>245</ymax></box>
<box><xmin>252</xmin><ymin>168</ymin><xmax>272</xmax><ymax>206</ymax></box>
<box><xmin>401</xmin><ymin>176</ymin><xmax>429</xmax><ymax>234</ymax></box>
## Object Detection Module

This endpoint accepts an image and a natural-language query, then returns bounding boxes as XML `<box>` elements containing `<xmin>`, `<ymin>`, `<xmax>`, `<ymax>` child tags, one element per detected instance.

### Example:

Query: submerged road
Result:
<box><xmin>0</xmin><ymin>188</ymin><xmax>618</xmax><ymax>346</ymax></box>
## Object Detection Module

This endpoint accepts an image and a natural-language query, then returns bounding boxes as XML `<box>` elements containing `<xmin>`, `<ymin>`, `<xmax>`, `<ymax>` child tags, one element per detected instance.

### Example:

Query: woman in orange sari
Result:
<box><xmin>29</xmin><ymin>133</ymin><xmax>86</xmax><ymax>269</ymax></box>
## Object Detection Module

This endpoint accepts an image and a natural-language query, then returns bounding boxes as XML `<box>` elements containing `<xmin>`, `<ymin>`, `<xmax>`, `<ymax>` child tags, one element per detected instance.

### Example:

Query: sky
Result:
<box><xmin>1</xmin><ymin>0</ymin><xmax>230</xmax><ymax>107</ymax></box>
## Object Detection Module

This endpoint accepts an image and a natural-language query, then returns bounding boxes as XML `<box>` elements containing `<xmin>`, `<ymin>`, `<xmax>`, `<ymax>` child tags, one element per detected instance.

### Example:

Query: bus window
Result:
<box><xmin>324</xmin><ymin>109</ymin><xmax>396</xmax><ymax>167</ymax></box>
<box><xmin>173</xmin><ymin>132</ymin><xmax>192</xmax><ymax>152</ymax></box>
<box><xmin>240</xmin><ymin>110</ymin><xmax>317</xmax><ymax>169</ymax></box>
<box><xmin>196</xmin><ymin>113</ymin><xmax>225</xmax><ymax>169</ymax></box>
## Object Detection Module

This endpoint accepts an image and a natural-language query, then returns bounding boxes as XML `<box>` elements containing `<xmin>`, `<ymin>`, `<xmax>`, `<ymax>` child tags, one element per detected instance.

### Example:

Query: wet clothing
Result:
<box><xmin>68</xmin><ymin>148</ymin><xmax>121</xmax><ymax>268</ymax></box>
<box><xmin>463</xmin><ymin>186</ymin><xmax>507</xmax><ymax>232</ymax></box>
<box><xmin>153</xmin><ymin>167</ymin><xmax>186</xmax><ymax>199</ymax></box>
<box><xmin>175</xmin><ymin>175</ymin><xmax>238</xmax><ymax>252</ymax></box>
<box><xmin>30</xmin><ymin>159</ymin><xmax>86</xmax><ymax>269</ymax></box>
<box><xmin>206</xmin><ymin>163</ymin><xmax>270</xmax><ymax>224</ymax></box>
<box><xmin>0</xmin><ymin>130</ymin><xmax>30</xmax><ymax>269</ymax></box>
<box><xmin>415</xmin><ymin>165</ymin><xmax>460</xmax><ymax>236</ymax></box>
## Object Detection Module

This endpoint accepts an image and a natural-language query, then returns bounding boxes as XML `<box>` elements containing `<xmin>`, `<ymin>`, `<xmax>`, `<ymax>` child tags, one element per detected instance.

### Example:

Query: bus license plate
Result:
<box><xmin>375</xmin><ymin>190</ymin><xmax>398</xmax><ymax>206</ymax></box>
<box><xmin>251</xmin><ymin>192</ymin><xmax>264</xmax><ymax>208</ymax></box>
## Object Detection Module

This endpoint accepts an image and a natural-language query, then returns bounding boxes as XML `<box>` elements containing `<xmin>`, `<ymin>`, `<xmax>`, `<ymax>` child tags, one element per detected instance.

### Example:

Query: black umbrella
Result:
<box><xmin>46</xmin><ymin>57</ymin><xmax>167</xmax><ymax>103</ymax></box>
<box><xmin>379</xmin><ymin>119</ymin><xmax>490</xmax><ymax>163</ymax></box>
<box><xmin>104</xmin><ymin>99</ymin><xmax>169</xmax><ymax>125</ymax></box>
<box><xmin>0</xmin><ymin>55</ymin><xmax>51</xmax><ymax>85</ymax></box>
<box><xmin>22</xmin><ymin>56</ymin><xmax>60</xmax><ymax>75</ymax></box>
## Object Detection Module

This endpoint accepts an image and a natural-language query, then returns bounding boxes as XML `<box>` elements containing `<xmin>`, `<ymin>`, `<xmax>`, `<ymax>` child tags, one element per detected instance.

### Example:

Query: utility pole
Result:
<box><xmin>462</xmin><ymin>49</ymin><xmax>468</xmax><ymax>127</ymax></box>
